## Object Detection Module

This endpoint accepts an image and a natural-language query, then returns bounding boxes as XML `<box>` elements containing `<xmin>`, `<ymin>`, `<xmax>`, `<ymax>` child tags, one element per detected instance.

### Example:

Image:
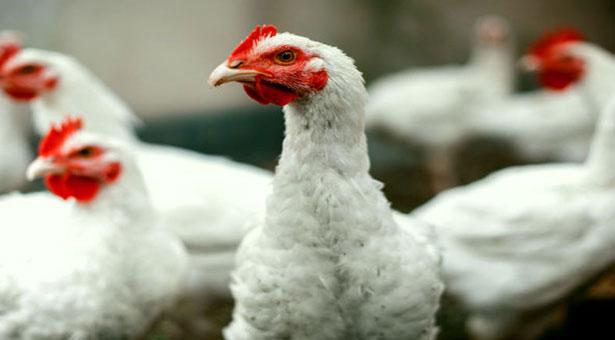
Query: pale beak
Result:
<box><xmin>26</xmin><ymin>157</ymin><xmax>64</xmax><ymax>181</ymax></box>
<box><xmin>208</xmin><ymin>62</ymin><xmax>269</xmax><ymax>88</ymax></box>
<box><xmin>518</xmin><ymin>55</ymin><xmax>541</xmax><ymax>72</ymax></box>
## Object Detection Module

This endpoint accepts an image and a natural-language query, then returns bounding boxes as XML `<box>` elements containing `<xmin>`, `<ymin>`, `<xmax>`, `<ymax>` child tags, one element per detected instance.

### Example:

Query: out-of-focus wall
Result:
<box><xmin>1</xmin><ymin>0</ymin><xmax>613</xmax><ymax>117</ymax></box>
<box><xmin>255</xmin><ymin>0</ymin><xmax>614</xmax><ymax>81</ymax></box>
<box><xmin>1</xmin><ymin>0</ymin><xmax>262</xmax><ymax>117</ymax></box>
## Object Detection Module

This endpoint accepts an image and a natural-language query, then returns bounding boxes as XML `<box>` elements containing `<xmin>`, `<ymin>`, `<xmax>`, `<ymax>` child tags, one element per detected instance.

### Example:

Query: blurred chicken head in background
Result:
<box><xmin>520</xmin><ymin>28</ymin><xmax>585</xmax><ymax>90</ymax></box>
<box><xmin>28</xmin><ymin>116</ymin><xmax>122</xmax><ymax>202</ymax></box>
<box><xmin>209</xmin><ymin>24</ymin><xmax>328</xmax><ymax>106</ymax></box>
<box><xmin>0</xmin><ymin>32</ymin><xmax>58</xmax><ymax>102</ymax></box>
<box><xmin>475</xmin><ymin>15</ymin><xmax>511</xmax><ymax>45</ymax></box>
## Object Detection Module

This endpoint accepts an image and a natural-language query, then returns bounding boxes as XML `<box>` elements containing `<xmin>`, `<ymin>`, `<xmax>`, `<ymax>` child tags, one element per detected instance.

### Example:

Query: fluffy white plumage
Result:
<box><xmin>0</xmin><ymin>95</ymin><xmax>31</xmax><ymax>192</ymax></box>
<box><xmin>220</xmin><ymin>32</ymin><xmax>443</xmax><ymax>340</ymax></box>
<box><xmin>366</xmin><ymin>15</ymin><xmax>514</xmax><ymax>149</ymax></box>
<box><xmin>413</xmin><ymin>94</ymin><xmax>615</xmax><ymax>340</ymax></box>
<box><xmin>137</xmin><ymin>143</ymin><xmax>271</xmax><ymax>299</ymax></box>
<box><xmin>5</xmin><ymin>48</ymin><xmax>273</xmax><ymax>307</ymax></box>
<box><xmin>471</xmin><ymin>89</ymin><xmax>594</xmax><ymax>162</ymax></box>
<box><xmin>0</xmin><ymin>131</ymin><xmax>187</xmax><ymax>339</ymax></box>
<box><xmin>566</xmin><ymin>43</ymin><xmax>615</xmax><ymax>112</ymax></box>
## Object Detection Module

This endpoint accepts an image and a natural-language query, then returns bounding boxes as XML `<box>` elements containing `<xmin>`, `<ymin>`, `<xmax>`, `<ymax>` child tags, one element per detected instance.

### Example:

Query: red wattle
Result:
<box><xmin>538</xmin><ymin>58</ymin><xmax>585</xmax><ymax>91</ymax></box>
<box><xmin>240</xmin><ymin>66</ymin><xmax>327</xmax><ymax>107</ymax></box>
<box><xmin>539</xmin><ymin>70</ymin><xmax>577</xmax><ymax>91</ymax></box>
<box><xmin>45</xmin><ymin>173</ymin><xmax>102</xmax><ymax>203</ymax></box>
<box><xmin>3</xmin><ymin>86</ymin><xmax>38</xmax><ymax>102</ymax></box>
<box><xmin>243</xmin><ymin>80</ymin><xmax>298</xmax><ymax>106</ymax></box>
<box><xmin>256</xmin><ymin>80</ymin><xmax>298</xmax><ymax>106</ymax></box>
<box><xmin>243</xmin><ymin>84</ymin><xmax>270</xmax><ymax>105</ymax></box>
<box><xmin>45</xmin><ymin>174</ymin><xmax>71</xmax><ymax>200</ymax></box>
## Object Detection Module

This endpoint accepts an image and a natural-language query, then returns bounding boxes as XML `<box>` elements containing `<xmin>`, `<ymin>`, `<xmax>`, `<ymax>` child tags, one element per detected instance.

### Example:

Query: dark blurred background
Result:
<box><xmin>2</xmin><ymin>0</ymin><xmax>613</xmax><ymax>117</ymax></box>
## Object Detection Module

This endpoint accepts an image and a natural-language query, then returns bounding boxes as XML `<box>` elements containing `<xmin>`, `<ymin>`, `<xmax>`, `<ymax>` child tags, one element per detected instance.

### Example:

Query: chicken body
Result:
<box><xmin>413</xmin><ymin>40</ymin><xmax>615</xmax><ymax>340</ymax></box>
<box><xmin>471</xmin><ymin>89</ymin><xmax>594</xmax><ymax>162</ymax></box>
<box><xmin>210</xmin><ymin>27</ymin><xmax>443</xmax><ymax>340</ymax></box>
<box><xmin>481</xmin><ymin>41</ymin><xmax>615</xmax><ymax>164</ymax></box>
<box><xmin>366</xmin><ymin>16</ymin><xmax>514</xmax><ymax>149</ymax></box>
<box><xmin>414</xmin><ymin>95</ymin><xmax>615</xmax><ymax>339</ymax></box>
<box><xmin>0</xmin><ymin>129</ymin><xmax>187</xmax><ymax>340</ymax></box>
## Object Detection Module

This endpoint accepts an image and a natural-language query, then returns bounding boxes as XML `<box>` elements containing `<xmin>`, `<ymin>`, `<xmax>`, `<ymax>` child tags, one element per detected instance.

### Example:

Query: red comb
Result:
<box><xmin>529</xmin><ymin>28</ymin><xmax>584</xmax><ymax>59</ymax></box>
<box><xmin>39</xmin><ymin>116</ymin><xmax>83</xmax><ymax>157</ymax></box>
<box><xmin>230</xmin><ymin>25</ymin><xmax>278</xmax><ymax>58</ymax></box>
<box><xmin>0</xmin><ymin>32</ymin><xmax>22</xmax><ymax>70</ymax></box>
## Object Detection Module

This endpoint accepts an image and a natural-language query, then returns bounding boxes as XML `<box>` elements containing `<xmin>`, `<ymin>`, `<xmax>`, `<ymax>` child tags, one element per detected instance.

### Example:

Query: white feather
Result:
<box><xmin>470</xmin><ymin>89</ymin><xmax>594</xmax><ymax>162</ymax></box>
<box><xmin>413</xmin><ymin>95</ymin><xmax>615</xmax><ymax>339</ymax></box>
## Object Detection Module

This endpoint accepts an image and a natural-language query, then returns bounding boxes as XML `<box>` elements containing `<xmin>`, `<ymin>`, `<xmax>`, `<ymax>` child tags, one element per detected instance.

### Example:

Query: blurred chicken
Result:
<box><xmin>522</xmin><ymin>28</ymin><xmax>615</xmax><ymax>118</ymax></box>
<box><xmin>0</xmin><ymin>45</ymin><xmax>272</xmax><ymax>335</ymax></box>
<box><xmin>0</xmin><ymin>33</ymin><xmax>32</xmax><ymax>192</ymax></box>
<box><xmin>469</xmin><ymin>89</ymin><xmax>593</xmax><ymax>163</ymax></box>
<box><xmin>0</xmin><ymin>116</ymin><xmax>187</xmax><ymax>339</ymax></box>
<box><xmin>468</xmin><ymin>29</ymin><xmax>615</xmax><ymax>165</ymax></box>
<box><xmin>209</xmin><ymin>25</ymin><xmax>443</xmax><ymax>340</ymax></box>
<box><xmin>413</xmin><ymin>92</ymin><xmax>615</xmax><ymax>340</ymax></box>
<box><xmin>366</xmin><ymin>15</ymin><xmax>514</xmax><ymax>150</ymax></box>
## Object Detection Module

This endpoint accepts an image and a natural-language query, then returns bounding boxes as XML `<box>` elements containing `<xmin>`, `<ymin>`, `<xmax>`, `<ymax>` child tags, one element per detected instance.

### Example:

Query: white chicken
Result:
<box><xmin>0</xmin><ymin>33</ymin><xmax>32</xmax><ymax>192</ymax></box>
<box><xmin>0</xmin><ymin>46</ymin><xmax>273</xmax><ymax>321</ymax></box>
<box><xmin>209</xmin><ymin>25</ymin><xmax>443</xmax><ymax>339</ymax></box>
<box><xmin>468</xmin><ymin>29</ymin><xmax>615</xmax><ymax>165</ymax></box>
<box><xmin>0</xmin><ymin>116</ymin><xmax>187</xmax><ymax>339</ymax></box>
<box><xmin>521</xmin><ymin>28</ymin><xmax>615</xmax><ymax>112</ymax></box>
<box><xmin>366</xmin><ymin>15</ymin><xmax>514</xmax><ymax>149</ymax></box>
<box><xmin>508</xmin><ymin>29</ymin><xmax>615</xmax><ymax>161</ymax></box>
<box><xmin>413</xmin><ymin>90</ymin><xmax>615</xmax><ymax>339</ymax></box>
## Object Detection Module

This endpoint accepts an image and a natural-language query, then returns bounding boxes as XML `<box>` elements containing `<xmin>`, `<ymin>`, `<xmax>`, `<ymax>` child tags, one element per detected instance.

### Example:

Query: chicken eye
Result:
<box><xmin>17</xmin><ymin>64</ymin><xmax>39</xmax><ymax>75</ymax></box>
<box><xmin>274</xmin><ymin>50</ymin><xmax>296</xmax><ymax>65</ymax></box>
<box><xmin>76</xmin><ymin>147</ymin><xmax>95</xmax><ymax>158</ymax></box>
<box><xmin>558</xmin><ymin>54</ymin><xmax>574</xmax><ymax>63</ymax></box>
